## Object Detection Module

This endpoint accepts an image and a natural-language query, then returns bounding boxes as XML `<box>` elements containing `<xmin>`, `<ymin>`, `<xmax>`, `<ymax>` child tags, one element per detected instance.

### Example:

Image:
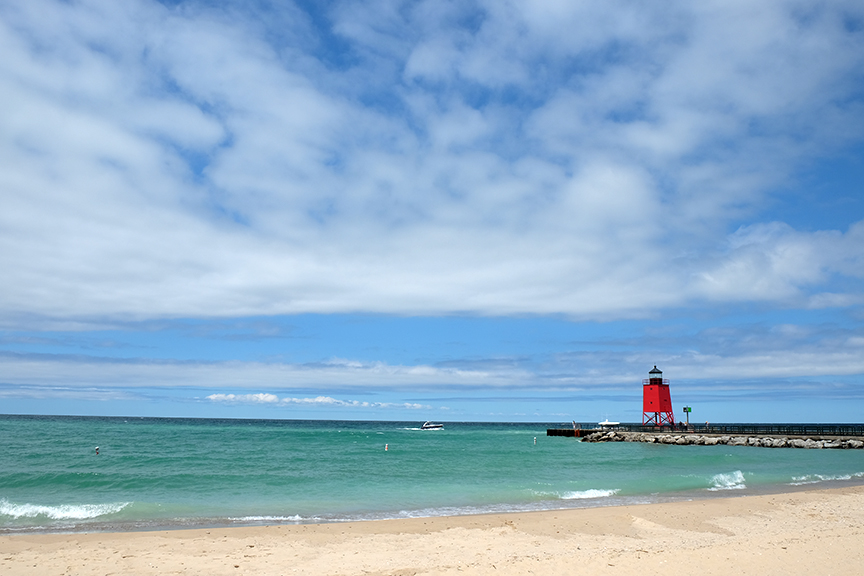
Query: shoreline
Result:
<box><xmin>3</xmin><ymin>485</ymin><xmax>863</xmax><ymax>575</ymax></box>
<box><xmin>4</xmin><ymin>475</ymin><xmax>864</xmax><ymax>537</ymax></box>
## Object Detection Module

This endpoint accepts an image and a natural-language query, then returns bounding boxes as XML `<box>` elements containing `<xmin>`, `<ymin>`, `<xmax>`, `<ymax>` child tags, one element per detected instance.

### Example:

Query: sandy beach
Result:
<box><xmin>2</xmin><ymin>485</ymin><xmax>863</xmax><ymax>575</ymax></box>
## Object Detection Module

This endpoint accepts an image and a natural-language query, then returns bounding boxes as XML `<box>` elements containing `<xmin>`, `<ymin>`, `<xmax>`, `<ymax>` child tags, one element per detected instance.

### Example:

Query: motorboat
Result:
<box><xmin>421</xmin><ymin>421</ymin><xmax>443</xmax><ymax>430</ymax></box>
<box><xmin>598</xmin><ymin>419</ymin><xmax>620</xmax><ymax>428</ymax></box>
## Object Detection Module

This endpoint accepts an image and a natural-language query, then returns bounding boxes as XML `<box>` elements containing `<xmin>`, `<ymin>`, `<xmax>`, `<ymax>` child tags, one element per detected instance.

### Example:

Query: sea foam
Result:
<box><xmin>708</xmin><ymin>470</ymin><xmax>746</xmax><ymax>491</ymax></box>
<box><xmin>228</xmin><ymin>515</ymin><xmax>306</xmax><ymax>523</ymax></box>
<box><xmin>789</xmin><ymin>471</ymin><xmax>864</xmax><ymax>486</ymax></box>
<box><xmin>0</xmin><ymin>499</ymin><xmax>130</xmax><ymax>520</ymax></box>
<box><xmin>560</xmin><ymin>489</ymin><xmax>620</xmax><ymax>500</ymax></box>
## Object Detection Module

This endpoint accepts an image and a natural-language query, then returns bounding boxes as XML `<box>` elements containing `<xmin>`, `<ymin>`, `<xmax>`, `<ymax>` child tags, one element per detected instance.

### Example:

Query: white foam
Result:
<box><xmin>0</xmin><ymin>499</ymin><xmax>130</xmax><ymax>520</ymax></box>
<box><xmin>228</xmin><ymin>515</ymin><xmax>305</xmax><ymax>523</ymax></box>
<box><xmin>560</xmin><ymin>489</ymin><xmax>620</xmax><ymax>500</ymax></box>
<box><xmin>789</xmin><ymin>471</ymin><xmax>864</xmax><ymax>486</ymax></box>
<box><xmin>708</xmin><ymin>470</ymin><xmax>746</xmax><ymax>491</ymax></box>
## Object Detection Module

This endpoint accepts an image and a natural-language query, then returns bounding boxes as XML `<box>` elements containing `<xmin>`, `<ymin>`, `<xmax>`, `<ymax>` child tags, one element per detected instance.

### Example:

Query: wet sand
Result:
<box><xmin>2</xmin><ymin>485</ymin><xmax>863</xmax><ymax>575</ymax></box>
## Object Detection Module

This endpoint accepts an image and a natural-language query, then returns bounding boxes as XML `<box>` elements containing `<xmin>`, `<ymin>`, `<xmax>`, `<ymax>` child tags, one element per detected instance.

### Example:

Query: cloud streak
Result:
<box><xmin>205</xmin><ymin>393</ymin><xmax>430</xmax><ymax>410</ymax></box>
<box><xmin>2</xmin><ymin>334</ymin><xmax>864</xmax><ymax>393</ymax></box>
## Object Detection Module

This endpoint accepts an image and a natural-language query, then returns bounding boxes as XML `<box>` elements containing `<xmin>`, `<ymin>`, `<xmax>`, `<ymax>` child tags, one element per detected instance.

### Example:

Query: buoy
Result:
<box><xmin>533</xmin><ymin>437</ymin><xmax>536</xmax><ymax>445</ymax></box>
<box><xmin>385</xmin><ymin>443</ymin><xmax>388</xmax><ymax>451</ymax></box>
<box><xmin>95</xmin><ymin>446</ymin><xmax>100</xmax><ymax>455</ymax></box>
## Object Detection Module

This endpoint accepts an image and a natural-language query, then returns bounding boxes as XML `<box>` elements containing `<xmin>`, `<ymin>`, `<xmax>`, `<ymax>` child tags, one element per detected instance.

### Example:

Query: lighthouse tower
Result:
<box><xmin>642</xmin><ymin>365</ymin><xmax>675</xmax><ymax>426</ymax></box>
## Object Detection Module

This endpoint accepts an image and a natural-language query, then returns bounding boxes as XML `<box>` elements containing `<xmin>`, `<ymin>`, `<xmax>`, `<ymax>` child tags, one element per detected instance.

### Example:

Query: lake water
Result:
<box><xmin>2</xmin><ymin>415</ymin><xmax>863</xmax><ymax>533</ymax></box>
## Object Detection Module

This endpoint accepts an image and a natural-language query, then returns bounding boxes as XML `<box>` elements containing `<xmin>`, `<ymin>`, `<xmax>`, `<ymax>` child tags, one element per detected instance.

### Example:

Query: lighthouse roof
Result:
<box><xmin>649</xmin><ymin>365</ymin><xmax>662</xmax><ymax>375</ymax></box>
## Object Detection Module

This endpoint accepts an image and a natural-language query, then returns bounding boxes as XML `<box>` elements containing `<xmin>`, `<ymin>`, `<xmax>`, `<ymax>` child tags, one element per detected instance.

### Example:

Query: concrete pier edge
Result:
<box><xmin>579</xmin><ymin>430</ymin><xmax>864</xmax><ymax>448</ymax></box>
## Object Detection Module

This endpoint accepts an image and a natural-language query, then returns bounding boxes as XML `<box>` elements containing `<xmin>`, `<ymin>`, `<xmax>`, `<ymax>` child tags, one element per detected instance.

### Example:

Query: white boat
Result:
<box><xmin>421</xmin><ymin>421</ymin><xmax>443</xmax><ymax>430</ymax></box>
<box><xmin>598</xmin><ymin>419</ymin><xmax>620</xmax><ymax>428</ymax></box>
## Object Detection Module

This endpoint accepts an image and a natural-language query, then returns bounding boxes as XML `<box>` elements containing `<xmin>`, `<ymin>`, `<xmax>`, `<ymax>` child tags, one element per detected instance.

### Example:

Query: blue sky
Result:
<box><xmin>1</xmin><ymin>0</ymin><xmax>864</xmax><ymax>423</ymax></box>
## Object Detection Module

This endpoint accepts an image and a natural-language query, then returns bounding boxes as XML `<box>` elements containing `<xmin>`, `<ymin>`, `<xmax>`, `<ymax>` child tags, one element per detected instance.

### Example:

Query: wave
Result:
<box><xmin>708</xmin><ymin>470</ymin><xmax>746</xmax><ymax>491</ymax></box>
<box><xmin>789</xmin><ymin>471</ymin><xmax>864</xmax><ymax>486</ymax></box>
<box><xmin>227</xmin><ymin>515</ymin><xmax>306</xmax><ymax>523</ymax></box>
<box><xmin>560</xmin><ymin>489</ymin><xmax>620</xmax><ymax>500</ymax></box>
<box><xmin>0</xmin><ymin>499</ymin><xmax>131</xmax><ymax>520</ymax></box>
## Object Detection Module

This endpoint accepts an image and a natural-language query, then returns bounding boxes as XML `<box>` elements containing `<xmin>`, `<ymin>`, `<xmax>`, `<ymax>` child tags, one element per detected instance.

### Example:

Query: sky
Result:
<box><xmin>1</xmin><ymin>0</ymin><xmax>864</xmax><ymax>423</ymax></box>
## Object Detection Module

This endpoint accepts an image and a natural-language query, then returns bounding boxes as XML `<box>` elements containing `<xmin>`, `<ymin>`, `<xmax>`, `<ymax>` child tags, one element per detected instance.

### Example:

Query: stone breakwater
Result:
<box><xmin>582</xmin><ymin>430</ymin><xmax>864</xmax><ymax>449</ymax></box>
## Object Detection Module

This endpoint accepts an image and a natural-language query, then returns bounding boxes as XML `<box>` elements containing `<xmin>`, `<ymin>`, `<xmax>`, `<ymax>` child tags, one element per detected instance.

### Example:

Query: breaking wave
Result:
<box><xmin>0</xmin><ymin>499</ymin><xmax>131</xmax><ymax>520</ymax></box>
<box><xmin>790</xmin><ymin>471</ymin><xmax>864</xmax><ymax>486</ymax></box>
<box><xmin>708</xmin><ymin>471</ymin><xmax>746</xmax><ymax>491</ymax></box>
<box><xmin>560</xmin><ymin>489</ymin><xmax>620</xmax><ymax>500</ymax></box>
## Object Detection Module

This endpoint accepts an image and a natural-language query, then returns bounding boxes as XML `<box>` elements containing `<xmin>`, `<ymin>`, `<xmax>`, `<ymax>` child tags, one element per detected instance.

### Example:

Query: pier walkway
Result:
<box><xmin>547</xmin><ymin>422</ymin><xmax>864</xmax><ymax>438</ymax></box>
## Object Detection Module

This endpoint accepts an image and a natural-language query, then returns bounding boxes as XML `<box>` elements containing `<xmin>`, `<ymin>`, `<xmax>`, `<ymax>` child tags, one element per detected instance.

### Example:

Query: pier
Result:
<box><xmin>548</xmin><ymin>367</ymin><xmax>864</xmax><ymax>447</ymax></box>
<box><xmin>546</xmin><ymin>427</ymin><xmax>594</xmax><ymax>437</ymax></box>
<box><xmin>547</xmin><ymin>422</ymin><xmax>864</xmax><ymax>438</ymax></box>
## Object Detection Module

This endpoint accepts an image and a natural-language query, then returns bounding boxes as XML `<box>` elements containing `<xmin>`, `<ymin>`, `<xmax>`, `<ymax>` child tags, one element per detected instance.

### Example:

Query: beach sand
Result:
<box><xmin>2</xmin><ymin>485</ymin><xmax>863</xmax><ymax>575</ymax></box>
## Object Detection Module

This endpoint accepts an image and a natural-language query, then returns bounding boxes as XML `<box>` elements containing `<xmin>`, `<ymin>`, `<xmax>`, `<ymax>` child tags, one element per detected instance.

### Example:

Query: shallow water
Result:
<box><xmin>2</xmin><ymin>415</ymin><xmax>863</xmax><ymax>533</ymax></box>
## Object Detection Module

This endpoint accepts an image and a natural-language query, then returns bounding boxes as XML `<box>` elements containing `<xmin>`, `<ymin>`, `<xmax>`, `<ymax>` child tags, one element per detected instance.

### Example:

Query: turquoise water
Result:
<box><xmin>2</xmin><ymin>415</ymin><xmax>864</xmax><ymax>533</ymax></box>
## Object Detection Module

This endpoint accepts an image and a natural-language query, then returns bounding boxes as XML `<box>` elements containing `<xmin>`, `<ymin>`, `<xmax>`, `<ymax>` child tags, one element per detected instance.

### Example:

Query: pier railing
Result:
<box><xmin>550</xmin><ymin>422</ymin><xmax>864</xmax><ymax>437</ymax></box>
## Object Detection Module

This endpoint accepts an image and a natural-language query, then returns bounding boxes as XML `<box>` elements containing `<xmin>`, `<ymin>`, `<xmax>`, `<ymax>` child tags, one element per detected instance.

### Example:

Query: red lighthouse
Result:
<box><xmin>642</xmin><ymin>365</ymin><xmax>675</xmax><ymax>426</ymax></box>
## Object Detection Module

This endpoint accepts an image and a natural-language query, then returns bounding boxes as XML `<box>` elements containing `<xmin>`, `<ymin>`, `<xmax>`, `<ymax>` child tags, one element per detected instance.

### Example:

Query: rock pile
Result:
<box><xmin>581</xmin><ymin>430</ymin><xmax>864</xmax><ymax>449</ymax></box>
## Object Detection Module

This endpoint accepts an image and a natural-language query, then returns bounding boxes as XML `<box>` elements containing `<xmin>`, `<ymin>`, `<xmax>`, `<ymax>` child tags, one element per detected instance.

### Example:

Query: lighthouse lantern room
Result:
<box><xmin>642</xmin><ymin>365</ymin><xmax>675</xmax><ymax>426</ymax></box>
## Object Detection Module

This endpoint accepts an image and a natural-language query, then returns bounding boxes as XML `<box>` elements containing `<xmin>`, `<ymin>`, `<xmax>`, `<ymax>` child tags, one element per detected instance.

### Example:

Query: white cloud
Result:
<box><xmin>694</xmin><ymin>221</ymin><xmax>864</xmax><ymax>303</ymax></box>
<box><xmin>0</xmin><ymin>0</ymin><xmax>863</xmax><ymax>325</ymax></box>
<box><xmin>206</xmin><ymin>393</ymin><xmax>279</xmax><ymax>404</ymax></box>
